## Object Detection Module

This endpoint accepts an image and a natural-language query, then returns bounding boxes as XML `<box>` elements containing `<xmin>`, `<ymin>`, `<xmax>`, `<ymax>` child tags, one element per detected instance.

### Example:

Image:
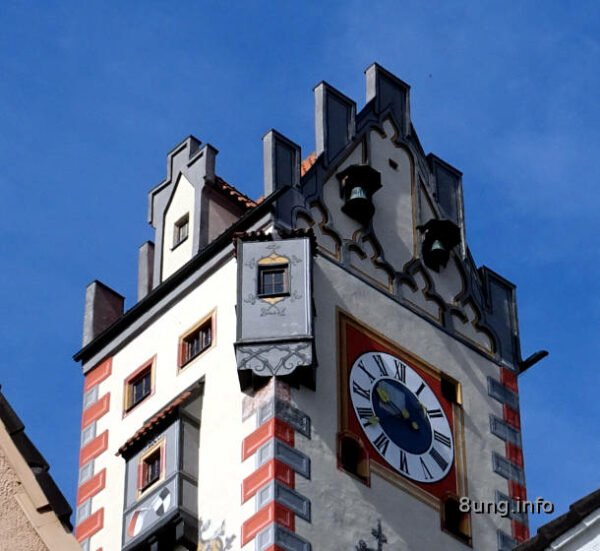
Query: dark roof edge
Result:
<box><xmin>515</xmin><ymin>488</ymin><xmax>600</xmax><ymax>550</ymax></box>
<box><xmin>0</xmin><ymin>386</ymin><xmax>73</xmax><ymax>530</ymax></box>
<box><xmin>73</xmin><ymin>187</ymin><xmax>286</xmax><ymax>364</ymax></box>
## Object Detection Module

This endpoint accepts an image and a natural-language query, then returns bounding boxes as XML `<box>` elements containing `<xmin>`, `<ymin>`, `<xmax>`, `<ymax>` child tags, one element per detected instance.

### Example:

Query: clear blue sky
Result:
<box><xmin>1</xmin><ymin>0</ymin><xmax>598</xmax><ymax>536</ymax></box>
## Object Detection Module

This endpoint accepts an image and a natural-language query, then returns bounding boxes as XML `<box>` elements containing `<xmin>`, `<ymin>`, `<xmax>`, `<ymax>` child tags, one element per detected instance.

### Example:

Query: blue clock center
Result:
<box><xmin>372</xmin><ymin>378</ymin><xmax>433</xmax><ymax>455</ymax></box>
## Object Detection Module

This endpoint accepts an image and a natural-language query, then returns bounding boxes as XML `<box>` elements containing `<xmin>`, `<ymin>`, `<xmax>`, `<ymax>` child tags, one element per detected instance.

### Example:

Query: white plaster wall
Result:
<box><xmin>89</xmin><ymin>258</ymin><xmax>244</xmax><ymax>551</ymax></box>
<box><xmin>291</xmin><ymin>257</ymin><xmax>512</xmax><ymax>550</ymax></box>
<box><xmin>162</xmin><ymin>174</ymin><xmax>195</xmax><ymax>280</ymax></box>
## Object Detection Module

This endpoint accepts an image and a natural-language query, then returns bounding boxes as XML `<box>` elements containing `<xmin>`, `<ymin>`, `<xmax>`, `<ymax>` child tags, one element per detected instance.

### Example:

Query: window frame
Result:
<box><xmin>337</xmin><ymin>431</ymin><xmax>370</xmax><ymax>486</ymax></box>
<box><xmin>257</xmin><ymin>263</ymin><xmax>289</xmax><ymax>298</ymax></box>
<box><xmin>123</xmin><ymin>356</ymin><xmax>156</xmax><ymax>416</ymax></box>
<box><xmin>172</xmin><ymin>213</ymin><xmax>189</xmax><ymax>249</ymax></box>
<box><xmin>441</xmin><ymin>493</ymin><xmax>472</xmax><ymax>546</ymax></box>
<box><xmin>136</xmin><ymin>437</ymin><xmax>166</xmax><ymax>498</ymax></box>
<box><xmin>178</xmin><ymin>310</ymin><xmax>216</xmax><ymax>371</ymax></box>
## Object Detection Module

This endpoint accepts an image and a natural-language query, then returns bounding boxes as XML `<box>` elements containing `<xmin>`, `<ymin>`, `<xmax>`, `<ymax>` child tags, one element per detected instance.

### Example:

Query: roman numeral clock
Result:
<box><xmin>338</xmin><ymin>312</ymin><xmax>468</xmax><ymax>510</ymax></box>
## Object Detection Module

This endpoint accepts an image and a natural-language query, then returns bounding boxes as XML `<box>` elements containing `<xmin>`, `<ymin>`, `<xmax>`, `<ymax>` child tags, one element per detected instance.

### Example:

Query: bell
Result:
<box><xmin>426</xmin><ymin>238</ymin><xmax>449</xmax><ymax>271</ymax></box>
<box><xmin>349</xmin><ymin>186</ymin><xmax>368</xmax><ymax>201</ymax></box>
<box><xmin>342</xmin><ymin>185</ymin><xmax>373</xmax><ymax>222</ymax></box>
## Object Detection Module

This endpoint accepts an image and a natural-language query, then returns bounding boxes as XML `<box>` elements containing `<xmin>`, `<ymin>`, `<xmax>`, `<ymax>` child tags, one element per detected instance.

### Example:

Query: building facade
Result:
<box><xmin>73</xmin><ymin>64</ymin><xmax>544</xmax><ymax>551</ymax></box>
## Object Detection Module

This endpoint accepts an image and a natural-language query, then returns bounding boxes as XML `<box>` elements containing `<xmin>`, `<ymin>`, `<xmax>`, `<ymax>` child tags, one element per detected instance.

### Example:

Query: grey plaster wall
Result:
<box><xmin>290</xmin><ymin>256</ymin><xmax>511</xmax><ymax>550</ymax></box>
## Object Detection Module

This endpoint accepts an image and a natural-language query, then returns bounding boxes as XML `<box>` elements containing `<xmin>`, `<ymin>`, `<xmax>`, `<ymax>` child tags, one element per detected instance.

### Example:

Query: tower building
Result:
<box><xmin>73</xmin><ymin>64</ymin><xmax>544</xmax><ymax>551</ymax></box>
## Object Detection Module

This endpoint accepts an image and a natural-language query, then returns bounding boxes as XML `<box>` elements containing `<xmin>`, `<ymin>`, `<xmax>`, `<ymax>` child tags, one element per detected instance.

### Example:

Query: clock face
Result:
<box><xmin>349</xmin><ymin>351</ymin><xmax>454</xmax><ymax>483</ymax></box>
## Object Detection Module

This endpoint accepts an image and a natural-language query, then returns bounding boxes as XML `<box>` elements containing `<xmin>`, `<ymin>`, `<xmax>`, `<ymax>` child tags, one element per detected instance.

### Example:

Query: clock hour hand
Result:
<box><xmin>376</xmin><ymin>387</ymin><xmax>419</xmax><ymax>429</ymax></box>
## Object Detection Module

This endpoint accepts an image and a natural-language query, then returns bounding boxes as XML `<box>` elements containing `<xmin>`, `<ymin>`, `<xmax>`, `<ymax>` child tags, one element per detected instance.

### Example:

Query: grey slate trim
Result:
<box><xmin>495</xmin><ymin>491</ymin><xmax>528</xmax><ymax>524</ymax></box>
<box><xmin>263</xmin><ymin>130</ymin><xmax>301</xmax><ymax>196</ymax></box>
<box><xmin>76</xmin><ymin>499</ymin><xmax>92</xmax><ymax>524</ymax></box>
<box><xmin>83</xmin><ymin>386</ymin><xmax>99</xmax><ymax>409</ymax></box>
<box><xmin>256</xmin><ymin>524</ymin><xmax>312</xmax><ymax>551</ymax></box>
<box><xmin>493</xmin><ymin>452</ymin><xmax>525</xmax><ymax>485</ymax></box>
<box><xmin>256</xmin><ymin>439</ymin><xmax>311</xmax><ymax>479</ymax></box>
<box><xmin>256</xmin><ymin>480</ymin><xmax>311</xmax><ymax>522</ymax></box>
<box><xmin>79</xmin><ymin>461</ymin><xmax>94</xmax><ymax>485</ymax></box>
<box><xmin>490</xmin><ymin>415</ymin><xmax>522</xmax><ymax>446</ymax></box>
<box><xmin>81</xmin><ymin>423</ymin><xmax>96</xmax><ymax>447</ymax></box>
<box><xmin>257</xmin><ymin>399</ymin><xmax>312</xmax><ymax>439</ymax></box>
<box><xmin>488</xmin><ymin>377</ymin><xmax>519</xmax><ymax>410</ymax></box>
<box><xmin>497</xmin><ymin>530</ymin><xmax>518</xmax><ymax>551</ymax></box>
<box><xmin>313</xmin><ymin>81</ymin><xmax>356</xmax><ymax>165</ymax></box>
<box><xmin>276</xmin><ymin>401</ymin><xmax>311</xmax><ymax>439</ymax></box>
<box><xmin>316</xmin><ymin>252</ymin><xmax>515</xmax><ymax>371</ymax></box>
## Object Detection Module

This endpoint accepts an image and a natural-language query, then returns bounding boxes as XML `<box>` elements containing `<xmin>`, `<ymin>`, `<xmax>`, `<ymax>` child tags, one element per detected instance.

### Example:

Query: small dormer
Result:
<box><xmin>142</xmin><ymin>136</ymin><xmax>256</xmax><ymax>293</ymax></box>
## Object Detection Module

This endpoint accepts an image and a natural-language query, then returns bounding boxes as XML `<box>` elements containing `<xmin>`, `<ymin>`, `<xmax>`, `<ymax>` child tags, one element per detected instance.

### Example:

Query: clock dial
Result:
<box><xmin>349</xmin><ymin>352</ymin><xmax>454</xmax><ymax>483</ymax></box>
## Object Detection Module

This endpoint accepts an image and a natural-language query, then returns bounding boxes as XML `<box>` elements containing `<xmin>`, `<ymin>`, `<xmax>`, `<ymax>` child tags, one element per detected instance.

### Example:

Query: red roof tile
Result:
<box><xmin>117</xmin><ymin>390</ymin><xmax>192</xmax><ymax>456</ymax></box>
<box><xmin>301</xmin><ymin>152</ymin><xmax>317</xmax><ymax>176</ymax></box>
<box><xmin>214</xmin><ymin>177</ymin><xmax>257</xmax><ymax>209</ymax></box>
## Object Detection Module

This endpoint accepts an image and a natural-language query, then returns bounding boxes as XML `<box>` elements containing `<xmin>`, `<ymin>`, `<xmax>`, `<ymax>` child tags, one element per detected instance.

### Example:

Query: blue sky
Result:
<box><xmin>1</xmin><ymin>0</ymin><xmax>598</xmax><ymax>537</ymax></box>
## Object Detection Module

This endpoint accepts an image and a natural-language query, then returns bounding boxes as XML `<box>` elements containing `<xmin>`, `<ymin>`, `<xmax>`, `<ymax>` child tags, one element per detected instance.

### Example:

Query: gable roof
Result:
<box><xmin>516</xmin><ymin>488</ymin><xmax>600</xmax><ymax>550</ymax></box>
<box><xmin>214</xmin><ymin>176</ymin><xmax>257</xmax><ymax>209</ymax></box>
<box><xmin>117</xmin><ymin>388</ymin><xmax>194</xmax><ymax>457</ymax></box>
<box><xmin>0</xmin><ymin>385</ymin><xmax>73</xmax><ymax>530</ymax></box>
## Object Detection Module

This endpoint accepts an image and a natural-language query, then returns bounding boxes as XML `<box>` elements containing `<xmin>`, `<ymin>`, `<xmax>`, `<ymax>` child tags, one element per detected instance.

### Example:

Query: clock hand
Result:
<box><xmin>376</xmin><ymin>386</ymin><xmax>391</xmax><ymax>403</ymax></box>
<box><xmin>376</xmin><ymin>387</ymin><xmax>407</xmax><ymax>416</ymax></box>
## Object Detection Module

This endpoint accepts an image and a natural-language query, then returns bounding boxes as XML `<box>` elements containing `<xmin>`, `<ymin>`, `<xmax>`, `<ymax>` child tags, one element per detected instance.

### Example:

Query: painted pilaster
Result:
<box><xmin>241</xmin><ymin>379</ymin><xmax>312</xmax><ymax>550</ymax></box>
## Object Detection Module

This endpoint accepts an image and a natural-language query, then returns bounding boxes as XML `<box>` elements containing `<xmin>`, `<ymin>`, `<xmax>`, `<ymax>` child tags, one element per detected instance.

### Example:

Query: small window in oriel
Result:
<box><xmin>142</xmin><ymin>449</ymin><xmax>161</xmax><ymax>489</ymax></box>
<box><xmin>258</xmin><ymin>265</ymin><xmax>288</xmax><ymax>297</ymax></box>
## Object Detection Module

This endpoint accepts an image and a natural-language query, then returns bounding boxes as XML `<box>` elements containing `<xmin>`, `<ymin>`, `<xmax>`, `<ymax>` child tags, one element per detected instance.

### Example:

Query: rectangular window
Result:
<box><xmin>173</xmin><ymin>213</ymin><xmax>189</xmax><ymax>248</ymax></box>
<box><xmin>442</xmin><ymin>496</ymin><xmax>472</xmax><ymax>544</ymax></box>
<box><xmin>179</xmin><ymin>314</ymin><xmax>215</xmax><ymax>368</ymax></box>
<box><xmin>258</xmin><ymin>265</ymin><xmax>288</xmax><ymax>297</ymax></box>
<box><xmin>124</xmin><ymin>358</ymin><xmax>155</xmax><ymax>413</ymax></box>
<box><xmin>136</xmin><ymin>438</ymin><xmax>166</xmax><ymax>497</ymax></box>
<box><xmin>441</xmin><ymin>375</ymin><xmax>462</xmax><ymax>405</ymax></box>
<box><xmin>142</xmin><ymin>449</ymin><xmax>161</xmax><ymax>489</ymax></box>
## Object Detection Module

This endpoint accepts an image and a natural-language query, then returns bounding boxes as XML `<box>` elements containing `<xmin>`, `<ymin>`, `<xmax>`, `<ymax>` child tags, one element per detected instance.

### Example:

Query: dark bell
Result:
<box><xmin>336</xmin><ymin>164</ymin><xmax>382</xmax><ymax>224</ymax></box>
<box><xmin>426</xmin><ymin>239</ymin><xmax>449</xmax><ymax>271</ymax></box>
<box><xmin>342</xmin><ymin>185</ymin><xmax>374</xmax><ymax>222</ymax></box>
<box><xmin>417</xmin><ymin>219</ymin><xmax>461</xmax><ymax>271</ymax></box>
